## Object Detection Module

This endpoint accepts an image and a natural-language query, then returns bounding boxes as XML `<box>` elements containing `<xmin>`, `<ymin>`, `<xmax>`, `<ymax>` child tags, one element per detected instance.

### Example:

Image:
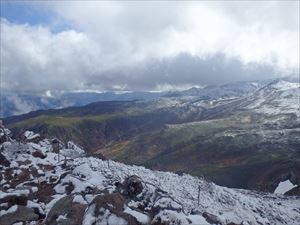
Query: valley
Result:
<box><xmin>3</xmin><ymin>79</ymin><xmax>300</xmax><ymax>192</ymax></box>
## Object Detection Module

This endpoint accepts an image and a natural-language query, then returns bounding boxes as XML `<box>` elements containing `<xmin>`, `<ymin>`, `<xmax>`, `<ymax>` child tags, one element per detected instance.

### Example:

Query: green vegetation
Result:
<box><xmin>5</xmin><ymin>100</ymin><xmax>300</xmax><ymax>191</ymax></box>
<box><xmin>8</xmin><ymin>114</ymin><xmax>114</xmax><ymax>128</ymax></box>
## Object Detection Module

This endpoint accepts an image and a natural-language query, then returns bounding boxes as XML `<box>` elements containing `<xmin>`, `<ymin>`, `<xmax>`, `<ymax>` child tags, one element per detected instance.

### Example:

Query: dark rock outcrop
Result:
<box><xmin>0</xmin><ymin>194</ymin><xmax>28</xmax><ymax>207</ymax></box>
<box><xmin>119</xmin><ymin>175</ymin><xmax>143</xmax><ymax>198</ymax></box>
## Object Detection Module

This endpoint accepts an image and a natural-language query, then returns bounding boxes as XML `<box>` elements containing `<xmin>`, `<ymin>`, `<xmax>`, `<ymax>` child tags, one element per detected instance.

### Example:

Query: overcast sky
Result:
<box><xmin>1</xmin><ymin>1</ymin><xmax>299</xmax><ymax>92</ymax></box>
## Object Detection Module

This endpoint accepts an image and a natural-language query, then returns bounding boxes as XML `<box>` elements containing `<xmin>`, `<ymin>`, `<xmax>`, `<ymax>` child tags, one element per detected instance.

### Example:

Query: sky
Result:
<box><xmin>1</xmin><ymin>1</ymin><xmax>299</xmax><ymax>92</ymax></box>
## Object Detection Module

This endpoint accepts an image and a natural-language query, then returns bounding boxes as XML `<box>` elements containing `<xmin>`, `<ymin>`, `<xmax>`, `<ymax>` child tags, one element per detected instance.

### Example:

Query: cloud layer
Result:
<box><xmin>1</xmin><ymin>1</ymin><xmax>299</xmax><ymax>92</ymax></box>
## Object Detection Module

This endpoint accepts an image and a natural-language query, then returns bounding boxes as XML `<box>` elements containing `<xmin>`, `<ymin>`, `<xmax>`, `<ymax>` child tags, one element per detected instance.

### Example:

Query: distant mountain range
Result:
<box><xmin>3</xmin><ymin>78</ymin><xmax>300</xmax><ymax>192</ymax></box>
<box><xmin>1</xmin><ymin>79</ymin><xmax>274</xmax><ymax>118</ymax></box>
<box><xmin>1</xmin><ymin>90</ymin><xmax>165</xmax><ymax>118</ymax></box>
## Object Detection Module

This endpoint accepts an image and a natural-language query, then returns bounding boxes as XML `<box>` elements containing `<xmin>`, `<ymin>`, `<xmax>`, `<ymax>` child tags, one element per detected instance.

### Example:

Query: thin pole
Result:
<box><xmin>197</xmin><ymin>185</ymin><xmax>200</xmax><ymax>206</ymax></box>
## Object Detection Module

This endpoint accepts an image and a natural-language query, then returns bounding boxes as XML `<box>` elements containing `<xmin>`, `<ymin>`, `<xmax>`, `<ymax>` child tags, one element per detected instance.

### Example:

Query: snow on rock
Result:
<box><xmin>23</xmin><ymin>131</ymin><xmax>40</xmax><ymax>141</ymax></box>
<box><xmin>0</xmin><ymin>127</ymin><xmax>300</xmax><ymax>225</ymax></box>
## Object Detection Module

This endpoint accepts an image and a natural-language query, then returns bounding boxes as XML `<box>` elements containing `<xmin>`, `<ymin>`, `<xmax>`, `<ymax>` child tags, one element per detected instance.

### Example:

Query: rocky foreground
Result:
<box><xmin>0</xmin><ymin>125</ymin><xmax>300</xmax><ymax>225</ymax></box>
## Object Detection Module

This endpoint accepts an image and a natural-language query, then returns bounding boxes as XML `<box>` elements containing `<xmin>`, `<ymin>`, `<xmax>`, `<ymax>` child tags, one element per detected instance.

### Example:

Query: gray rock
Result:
<box><xmin>46</xmin><ymin>195</ymin><xmax>74</xmax><ymax>225</ymax></box>
<box><xmin>0</xmin><ymin>206</ymin><xmax>39</xmax><ymax>225</ymax></box>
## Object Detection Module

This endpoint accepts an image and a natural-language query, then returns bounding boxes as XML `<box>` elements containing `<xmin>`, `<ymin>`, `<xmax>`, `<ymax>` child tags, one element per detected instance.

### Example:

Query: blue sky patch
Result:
<box><xmin>0</xmin><ymin>1</ymin><xmax>74</xmax><ymax>33</ymax></box>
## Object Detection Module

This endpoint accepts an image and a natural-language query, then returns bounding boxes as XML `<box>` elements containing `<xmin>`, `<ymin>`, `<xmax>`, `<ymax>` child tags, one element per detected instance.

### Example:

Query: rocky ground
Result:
<box><xmin>1</xmin><ymin>125</ymin><xmax>300</xmax><ymax>225</ymax></box>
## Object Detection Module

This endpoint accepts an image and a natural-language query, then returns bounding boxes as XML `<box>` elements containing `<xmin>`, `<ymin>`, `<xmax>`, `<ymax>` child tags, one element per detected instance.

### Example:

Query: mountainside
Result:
<box><xmin>3</xmin><ymin>78</ymin><xmax>300</xmax><ymax>192</ymax></box>
<box><xmin>1</xmin><ymin>126</ymin><xmax>300</xmax><ymax>225</ymax></box>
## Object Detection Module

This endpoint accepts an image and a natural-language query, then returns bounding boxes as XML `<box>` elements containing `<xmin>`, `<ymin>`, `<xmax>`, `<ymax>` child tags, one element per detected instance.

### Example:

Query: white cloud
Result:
<box><xmin>47</xmin><ymin>1</ymin><xmax>299</xmax><ymax>68</ymax></box>
<box><xmin>1</xmin><ymin>1</ymin><xmax>299</xmax><ymax>91</ymax></box>
<box><xmin>1</xmin><ymin>19</ymin><xmax>101</xmax><ymax>91</ymax></box>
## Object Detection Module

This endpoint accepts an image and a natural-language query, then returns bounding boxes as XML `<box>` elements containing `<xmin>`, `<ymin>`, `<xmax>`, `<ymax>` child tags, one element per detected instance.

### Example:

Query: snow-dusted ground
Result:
<box><xmin>1</xmin><ymin>127</ymin><xmax>300</xmax><ymax>225</ymax></box>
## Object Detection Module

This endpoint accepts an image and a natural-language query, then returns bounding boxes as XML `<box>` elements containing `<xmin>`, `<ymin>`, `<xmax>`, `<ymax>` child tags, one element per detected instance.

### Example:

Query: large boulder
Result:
<box><xmin>46</xmin><ymin>195</ymin><xmax>87</xmax><ymax>225</ymax></box>
<box><xmin>55</xmin><ymin>203</ymin><xmax>87</xmax><ymax>225</ymax></box>
<box><xmin>45</xmin><ymin>195</ymin><xmax>74</xmax><ymax>225</ymax></box>
<box><xmin>66</xmin><ymin>203</ymin><xmax>87</xmax><ymax>225</ymax></box>
<box><xmin>119</xmin><ymin>175</ymin><xmax>143</xmax><ymax>198</ymax></box>
<box><xmin>92</xmin><ymin>193</ymin><xmax>125</xmax><ymax>212</ymax></box>
<box><xmin>34</xmin><ymin>181</ymin><xmax>55</xmax><ymax>203</ymax></box>
<box><xmin>0</xmin><ymin>205</ymin><xmax>39</xmax><ymax>225</ymax></box>
<box><xmin>85</xmin><ymin>193</ymin><xmax>141</xmax><ymax>225</ymax></box>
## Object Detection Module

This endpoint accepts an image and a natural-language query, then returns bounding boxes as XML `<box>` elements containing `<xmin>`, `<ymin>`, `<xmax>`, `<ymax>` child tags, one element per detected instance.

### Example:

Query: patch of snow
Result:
<box><xmin>274</xmin><ymin>179</ymin><xmax>298</xmax><ymax>194</ymax></box>
<box><xmin>73</xmin><ymin>195</ymin><xmax>87</xmax><ymax>205</ymax></box>
<box><xmin>107</xmin><ymin>213</ymin><xmax>128</xmax><ymax>225</ymax></box>
<box><xmin>82</xmin><ymin>204</ymin><xmax>96</xmax><ymax>225</ymax></box>
<box><xmin>0</xmin><ymin>191</ymin><xmax>21</xmax><ymax>199</ymax></box>
<box><xmin>56</xmin><ymin>214</ymin><xmax>67</xmax><ymax>222</ymax></box>
<box><xmin>187</xmin><ymin>214</ymin><xmax>210</xmax><ymax>225</ymax></box>
<box><xmin>12</xmin><ymin>222</ymin><xmax>23</xmax><ymax>225</ymax></box>
<box><xmin>24</xmin><ymin>131</ymin><xmax>40</xmax><ymax>140</ymax></box>
<box><xmin>6</xmin><ymin>205</ymin><xmax>18</xmax><ymax>214</ymax></box>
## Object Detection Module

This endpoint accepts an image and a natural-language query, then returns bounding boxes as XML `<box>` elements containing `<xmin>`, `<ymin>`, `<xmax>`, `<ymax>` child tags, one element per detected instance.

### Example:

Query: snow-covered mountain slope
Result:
<box><xmin>195</xmin><ymin>78</ymin><xmax>300</xmax><ymax>121</ymax></box>
<box><xmin>244</xmin><ymin>80</ymin><xmax>300</xmax><ymax>116</ymax></box>
<box><xmin>165</xmin><ymin>80</ymin><xmax>268</xmax><ymax>99</ymax></box>
<box><xmin>1</xmin><ymin>126</ymin><xmax>300</xmax><ymax>225</ymax></box>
